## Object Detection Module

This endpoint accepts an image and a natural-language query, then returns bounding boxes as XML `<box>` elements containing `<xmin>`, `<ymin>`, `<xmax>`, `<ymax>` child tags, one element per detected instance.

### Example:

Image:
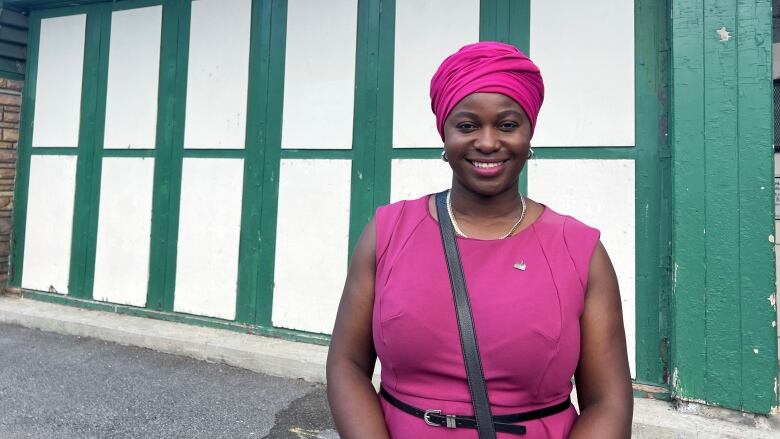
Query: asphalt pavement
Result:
<box><xmin>0</xmin><ymin>323</ymin><xmax>338</xmax><ymax>438</ymax></box>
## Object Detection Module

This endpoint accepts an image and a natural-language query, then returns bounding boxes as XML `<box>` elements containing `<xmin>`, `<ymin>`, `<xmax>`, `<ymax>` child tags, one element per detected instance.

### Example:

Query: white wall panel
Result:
<box><xmin>21</xmin><ymin>155</ymin><xmax>78</xmax><ymax>293</ymax></box>
<box><xmin>93</xmin><ymin>158</ymin><xmax>155</xmax><ymax>306</ymax></box>
<box><xmin>183</xmin><ymin>0</ymin><xmax>251</xmax><ymax>149</ymax></box>
<box><xmin>530</xmin><ymin>0</ymin><xmax>634</xmax><ymax>146</ymax></box>
<box><xmin>392</xmin><ymin>0</ymin><xmax>479</xmax><ymax>148</ymax></box>
<box><xmin>273</xmin><ymin>159</ymin><xmax>351</xmax><ymax>333</ymax></box>
<box><xmin>528</xmin><ymin>159</ymin><xmax>636</xmax><ymax>377</ymax></box>
<box><xmin>174</xmin><ymin>158</ymin><xmax>244</xmax><ymax>319</ymax></box>
<box><xmin>32</xmin><ymin>14</ymin><xmax>86</xmax><ymax>147</ymax></box>
<box><xmin>103</xmin><ymin>6</ymin><xmax>162</xmax><ymax>149</ymax></box>
<box><xmin>390</xmin><ymin>159</ymin><xmax>452</xmax><ymax>203</ymax></box>
<box><xmin>282</xmin><ymin>0</ymin><xmax>357</xmax><ymax>149</ymax></box>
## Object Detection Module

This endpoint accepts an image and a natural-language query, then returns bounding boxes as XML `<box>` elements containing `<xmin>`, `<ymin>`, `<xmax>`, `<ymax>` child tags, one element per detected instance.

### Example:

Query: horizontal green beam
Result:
<box><xmin>102</xmin><ymin>148</ymin><xmax>155</xmax><ymax>157</ymax></box>
<box><xmin>280</xmin><ymin>148</ymin><xmax>353</xmax><ymax>160</ymax></box>
<box><xmin>28</xmin><ymin>147</ymin><xmax>78</xmax><ymax>155</ymax></box>
<box><xmin>181</xmin><ymin>148</ymin><xmax>245</xmax><ymax>158</ymax></box>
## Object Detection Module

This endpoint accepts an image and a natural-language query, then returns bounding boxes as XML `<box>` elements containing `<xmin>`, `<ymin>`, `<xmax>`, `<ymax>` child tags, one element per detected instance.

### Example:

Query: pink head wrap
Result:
<box><xmin>430</xmin><ymin>41</ymin><xmax>545</xmax><ymax>141</ymax></box>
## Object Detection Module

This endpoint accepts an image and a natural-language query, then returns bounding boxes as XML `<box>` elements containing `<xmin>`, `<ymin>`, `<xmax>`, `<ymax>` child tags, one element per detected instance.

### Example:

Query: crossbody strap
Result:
<box><xmin>434</xmin><ymin>190</ymin><xmax>497</xmax><ymax>439</ymax></box>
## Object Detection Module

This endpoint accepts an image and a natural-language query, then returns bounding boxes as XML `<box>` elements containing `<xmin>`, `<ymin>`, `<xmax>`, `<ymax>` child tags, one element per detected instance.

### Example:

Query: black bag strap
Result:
<box><xmin>434</xmin><ymin>190</ymin><xmax>497</xmax><ymax>439</ymax></box>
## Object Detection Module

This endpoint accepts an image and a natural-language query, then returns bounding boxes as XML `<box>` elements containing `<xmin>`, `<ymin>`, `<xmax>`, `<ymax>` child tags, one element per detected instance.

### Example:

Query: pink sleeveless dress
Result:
<box><xmin>373</xmin><ymin>195</ymin><xmax>600</xmax><ymax>438</ymax></box>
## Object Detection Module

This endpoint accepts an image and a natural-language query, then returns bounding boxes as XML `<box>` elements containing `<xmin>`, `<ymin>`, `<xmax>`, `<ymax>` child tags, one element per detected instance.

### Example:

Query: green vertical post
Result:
<box><xmin>80</xmin><ymin>4</ymin><xmax>112</xmax><ymax>299</ymax></box>
<box><xmin>254</xmin><ymin>0</ymin><xmax>287</xmax><ymax>327</ymax></box>
<box><xmin>371</xmin><ymin>0</ymin><xmax>395</xmax><ymax>209</ymax></box>
<box><xmin>146</xmin><ymin>0</ymin><xmax>186</xmax><ymax>311</ymax></box>
<box><xmin>234</xmin><ymin>0</ymin><xmax>270</xmax><ymax>324</ymax></box>
<box><xmin>348</xmin><ymin>0</ymin><xmax>381</xmax><ymax>253</ymax></box>
<box><xmin>67</xmin><ymin>7</ymin><xmax>106</xmax><ymax>299</ymax></box>
<box><xmin>702</xmin><ymin>0</ymin><xmax>741</xmax><ymax>408</ymax></box>
<box><xmin>735</xmin><ymin>0</ymin><xmax>777</xmax><ymax>413</ymax></box>
<box><xmin>670</xmin><ymin>0</ymin><xmax>778</xmax><ymax>413</ymax></box>
<box><xmin>9</xmin><ymin>13</ymin><xmax>41</xmax><ymax>287</ymax></box>
<box><xmin>633</xmin><ymin>0</ymin><xmax>672</xmax><ymax>387</ymax></box>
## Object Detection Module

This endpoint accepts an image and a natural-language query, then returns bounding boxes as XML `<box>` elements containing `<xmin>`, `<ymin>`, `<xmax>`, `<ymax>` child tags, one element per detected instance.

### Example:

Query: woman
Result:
<box><xmin>327</xmin><ymin>42</ymin><xmax>633</xmax><ymax>438</ymax></box>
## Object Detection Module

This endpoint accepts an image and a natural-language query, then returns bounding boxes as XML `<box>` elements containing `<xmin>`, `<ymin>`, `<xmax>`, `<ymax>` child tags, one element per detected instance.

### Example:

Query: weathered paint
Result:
<box><xmin>92</xmin><ymin>157</ymin><xmax>155</xmax><ymax>306</ymax></box>
<box><xmin>272</xmin><ymin>159</ymin><xmax>351</xmax><ymax>334</ymax></box>
<box><xmin>670</xmin><ymin>0</ymin><xmax>778</xmax><ymax>413</ymax></box>
<box><xmin>103</xmin><ymin>5</ymin><xmax>161</xmax><ymax>149</ymax></box>
<box><xmin>173</xmin><ymin>158</ymin><xmax>244</xmax><ymax>320</ymax></box>
<box><xmin>528</xmin><ymin>159</ymin><xmax>637</xmax><ymax>377</ymax></box>
<box><xmin>182</xmin><ymin>0</ymin><xmax>250</xmax><ymax>149</ymax></box>
<box><xmin>281</xmin><ymin>0</ymin><xmax>357</xmax><ymax>149</ymax></box>
<box><xmin>31</xmin><ymin>14</ymin><xmax>85</xmax><ymax>148</ymax></box>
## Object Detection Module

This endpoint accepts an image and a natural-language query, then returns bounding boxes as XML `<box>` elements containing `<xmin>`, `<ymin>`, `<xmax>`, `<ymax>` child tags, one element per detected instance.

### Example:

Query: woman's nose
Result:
<box><xmin>474</xmin><ymin>127</ymin><xmax>500</xmax><ymax>152</ymax></box>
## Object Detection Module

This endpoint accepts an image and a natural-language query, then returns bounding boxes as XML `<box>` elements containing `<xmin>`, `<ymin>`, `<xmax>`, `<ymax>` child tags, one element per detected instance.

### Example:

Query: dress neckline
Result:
<box><xmin>422</xmin><ymin>194</ymin><xmax>548</xmax><ymax>243</ymax></box>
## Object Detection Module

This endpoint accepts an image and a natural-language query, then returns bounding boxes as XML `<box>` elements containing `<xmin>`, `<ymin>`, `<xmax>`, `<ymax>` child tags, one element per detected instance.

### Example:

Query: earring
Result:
<box><xmin>527</xmin><ymin>148</ymin><xmax>535</xmax><ymax>159</ymax></box>
<box><xmin>441</xmin><ymin>150</ymin><xmax>449</xmax><ymax>162</ymax></box>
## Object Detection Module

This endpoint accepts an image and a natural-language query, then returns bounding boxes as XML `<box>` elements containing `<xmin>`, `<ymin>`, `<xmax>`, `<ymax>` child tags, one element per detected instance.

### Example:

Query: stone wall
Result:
<box><xmin>0</xmin><ymin>78</ymin><xmax>22</xmax><ymax>289</ymax></box>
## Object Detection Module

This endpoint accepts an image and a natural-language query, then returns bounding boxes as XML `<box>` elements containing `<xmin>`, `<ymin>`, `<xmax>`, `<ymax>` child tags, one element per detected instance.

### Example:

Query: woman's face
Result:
<box><xmin>442</xmin><ymin>92</ymin><xmax>531</xmax><ymax>197</ymax></box>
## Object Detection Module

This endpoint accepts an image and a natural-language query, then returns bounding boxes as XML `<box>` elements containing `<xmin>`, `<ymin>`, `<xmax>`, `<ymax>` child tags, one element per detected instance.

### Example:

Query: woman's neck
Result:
<box><xmin>448</xmin><ymin>181</ymin><xmax>523</xmax><ymax>221</ymax></box>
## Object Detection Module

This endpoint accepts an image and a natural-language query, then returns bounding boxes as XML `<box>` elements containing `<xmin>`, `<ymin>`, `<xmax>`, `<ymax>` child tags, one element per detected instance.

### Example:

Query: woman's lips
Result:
<box><xmin>468</xmin><ymin>160</ymin><xmax>507</xmax><ymax>176</ymax></box>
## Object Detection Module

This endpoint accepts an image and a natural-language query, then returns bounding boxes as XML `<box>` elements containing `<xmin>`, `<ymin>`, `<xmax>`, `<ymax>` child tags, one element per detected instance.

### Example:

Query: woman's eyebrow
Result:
<box><xmin>496</xmin><ymin>109</ymin><xmax>525</xmax><ymax>119</ymax></box>
<box><xmin>451</xmin><ymin>111</ymin><xmax>479</xmax><ymax>119</ymax></box>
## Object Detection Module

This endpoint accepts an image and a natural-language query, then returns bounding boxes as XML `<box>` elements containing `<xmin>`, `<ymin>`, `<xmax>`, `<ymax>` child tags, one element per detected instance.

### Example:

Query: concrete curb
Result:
<box><xmin>1</xmin><ymin>295</ymin><xmax>778</xmax><ymax>438</ymax></box>
<box><xmin>0</xmin><ymin>295</ymin><xmax>329</xmax><ymax>383</ymax></box>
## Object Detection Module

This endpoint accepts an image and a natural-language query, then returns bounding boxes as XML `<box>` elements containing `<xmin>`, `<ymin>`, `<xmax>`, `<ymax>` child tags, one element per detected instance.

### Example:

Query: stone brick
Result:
<box><xmin>0</xmin><ymin>218</ymin><xmax>11</xmax><ymax>234</ymax></box>
<box><xmin>0</xmin><ymin>196</ymin><xmax>12</xmax><ymax>210</ymax></box>
<box><xmin>0</xmin><ymin>168</ymin><xmax>15</xmax><ymax>179</ymax></box>
<box><xmin>3</xmin><ymin>105</ymin><xmax>19</xmax><ymax>113</ymax></box>
<box><xmin>7</xmin><ymin>80</ymin><xmax>23</xmax><ymax>91</ymax></box>
<box><xmin>0</xmin><ymin>150</ymin><xmax>16</xmax><ymax>160</ymax></box>
<box><xmin>2</xmin><ymin>129</ymin><xmax>18</xmax><ymax>142</ymax></box>
<box><xmin>3</xmin><ymin>111</ymin><xmax>19</xmax><ymax>123</ymax></box>
<box><xmin>0</xmin><ymin>94</ymin><xmax>20</xmax><ymax>106</ymax></box>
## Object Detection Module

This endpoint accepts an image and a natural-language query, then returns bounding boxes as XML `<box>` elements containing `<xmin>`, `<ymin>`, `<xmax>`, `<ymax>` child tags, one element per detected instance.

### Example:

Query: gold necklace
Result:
<box><xmin>446</xmin><ymin>190</ymin><xmax>527</xmax><ymax>239</ymax></box>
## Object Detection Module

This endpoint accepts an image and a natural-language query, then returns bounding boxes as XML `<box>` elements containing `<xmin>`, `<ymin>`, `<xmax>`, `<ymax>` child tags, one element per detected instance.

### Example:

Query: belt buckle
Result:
<box><xmin>423</xmin><ymin>409</ymin><xmax>441</xmax><ymax>427</ymax></box>
<box><xmin>423</xmin><ymin>410</ymin><xmax>457</xmax><ymax>429</ymax></box>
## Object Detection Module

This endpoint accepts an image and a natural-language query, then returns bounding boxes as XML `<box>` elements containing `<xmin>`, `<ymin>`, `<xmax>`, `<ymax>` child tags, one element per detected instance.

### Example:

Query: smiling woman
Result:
<box><xmin>327</xmin><ymin>41</ymin><xmax>634</xmax><ymax>439</ymax></box>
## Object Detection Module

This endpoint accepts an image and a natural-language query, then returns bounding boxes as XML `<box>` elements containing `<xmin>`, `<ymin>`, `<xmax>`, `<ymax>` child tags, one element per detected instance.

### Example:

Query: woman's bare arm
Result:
<box><xmin>569</xmin><ymin>241</ymin><xmax>634</xmax><ymax>438</ymax></box>
<box><xmin>326</xmin><ymin>218</ymin><xmax>390</xmax><ymax>438</ymax></box>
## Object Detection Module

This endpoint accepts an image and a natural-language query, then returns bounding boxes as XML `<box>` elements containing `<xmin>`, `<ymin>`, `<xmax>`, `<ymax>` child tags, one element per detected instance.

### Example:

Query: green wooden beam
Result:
<box><xmin>66</xmin><ymin>7</ymin><xmax>104</xmax><ymax>299</ymax></box>
<box><xmin>735</xmin><ymin>0</ymin><xmax>778</xmax><ymax>413</ymax></box>
<box><xmin>7</xmin><ymin>10</ymin><xmax>38</xmax><ymax>287</ymax></box>
<box><xmin>234</xmin><ymin>0</ymin><xmax>272</xmax><ymax>325</ymax></box>
<box><xmin>146</xmin><ymin>0</ymin><xmax>184</xmax><ymax>311</ymax></box>
<box><xmin>347</xmin><ymin>0</ymin><xmax>381</xmax><ymax>254</ymax></box>
<box><xmin>670</xmin><ymin>0</ymin><xmax>778</xmax><ymax>413</ymax></box>
<box><xmin>253</xmin><ymin>0</ymin><xmax>287</xmax><ymax>327</ymax></box>
<box><xmin>634</xmin><ymin>0</ymin><xmax>673</xmax><ymax>388</ymax></box>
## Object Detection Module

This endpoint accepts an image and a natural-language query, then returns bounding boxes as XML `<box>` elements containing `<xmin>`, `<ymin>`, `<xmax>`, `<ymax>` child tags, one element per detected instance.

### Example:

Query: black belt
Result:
<box><xmin>379</xmin><ymin>387</ymin><xmax>571</xmax><ymax>436</ymax></box>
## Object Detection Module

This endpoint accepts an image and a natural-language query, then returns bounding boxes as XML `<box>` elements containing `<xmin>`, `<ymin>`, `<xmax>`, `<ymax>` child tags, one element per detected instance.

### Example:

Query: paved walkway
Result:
<box><xmin>0</xmin><ymin>295</ymin><xmax>778</xmax><ymax>438</ymax></box>
<box><xmin>0</xmin><ymin>322</ymin><xmax>337</xmax><ymax>438</ymax></box>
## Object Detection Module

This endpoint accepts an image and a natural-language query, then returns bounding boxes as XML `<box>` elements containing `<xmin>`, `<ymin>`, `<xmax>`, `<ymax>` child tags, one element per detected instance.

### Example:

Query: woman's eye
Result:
<box><xmin>499</xmin><ymin>121</ymin><xmax>519</xmax><ymax>130</ymax></box>
<box><xmin>457</xmin><ymin>123</ymin><xmax>478</xmax><ymax>131</ymax></box>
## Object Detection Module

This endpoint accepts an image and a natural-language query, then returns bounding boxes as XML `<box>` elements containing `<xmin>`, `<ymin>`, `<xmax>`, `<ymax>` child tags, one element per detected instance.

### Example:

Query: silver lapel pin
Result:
<box><xmin>513</xmin><ymin>261</ymin><xmax>527</xmax><ymax>271</ymax></box>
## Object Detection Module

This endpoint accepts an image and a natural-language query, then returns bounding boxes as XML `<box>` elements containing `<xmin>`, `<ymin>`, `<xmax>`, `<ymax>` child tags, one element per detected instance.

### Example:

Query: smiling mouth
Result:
<box><xmin>469</xmin><ymin>160</ymin><xmax>507</xmax><ymax>169</ymax></box>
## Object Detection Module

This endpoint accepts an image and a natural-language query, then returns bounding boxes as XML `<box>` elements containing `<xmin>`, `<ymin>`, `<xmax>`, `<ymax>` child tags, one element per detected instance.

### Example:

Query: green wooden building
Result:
<box><xmin>0</xmin><ymin>0</ymin><xmax>776</xmax><ymax>415</ymax></box>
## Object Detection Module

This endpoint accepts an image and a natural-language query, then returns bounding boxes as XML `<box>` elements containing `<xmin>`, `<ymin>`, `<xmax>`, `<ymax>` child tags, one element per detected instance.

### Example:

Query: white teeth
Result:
<box><xmin>472</xmin><ymin>161</ymin><xmax>502</xmax><ymax>169</ymax></box>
